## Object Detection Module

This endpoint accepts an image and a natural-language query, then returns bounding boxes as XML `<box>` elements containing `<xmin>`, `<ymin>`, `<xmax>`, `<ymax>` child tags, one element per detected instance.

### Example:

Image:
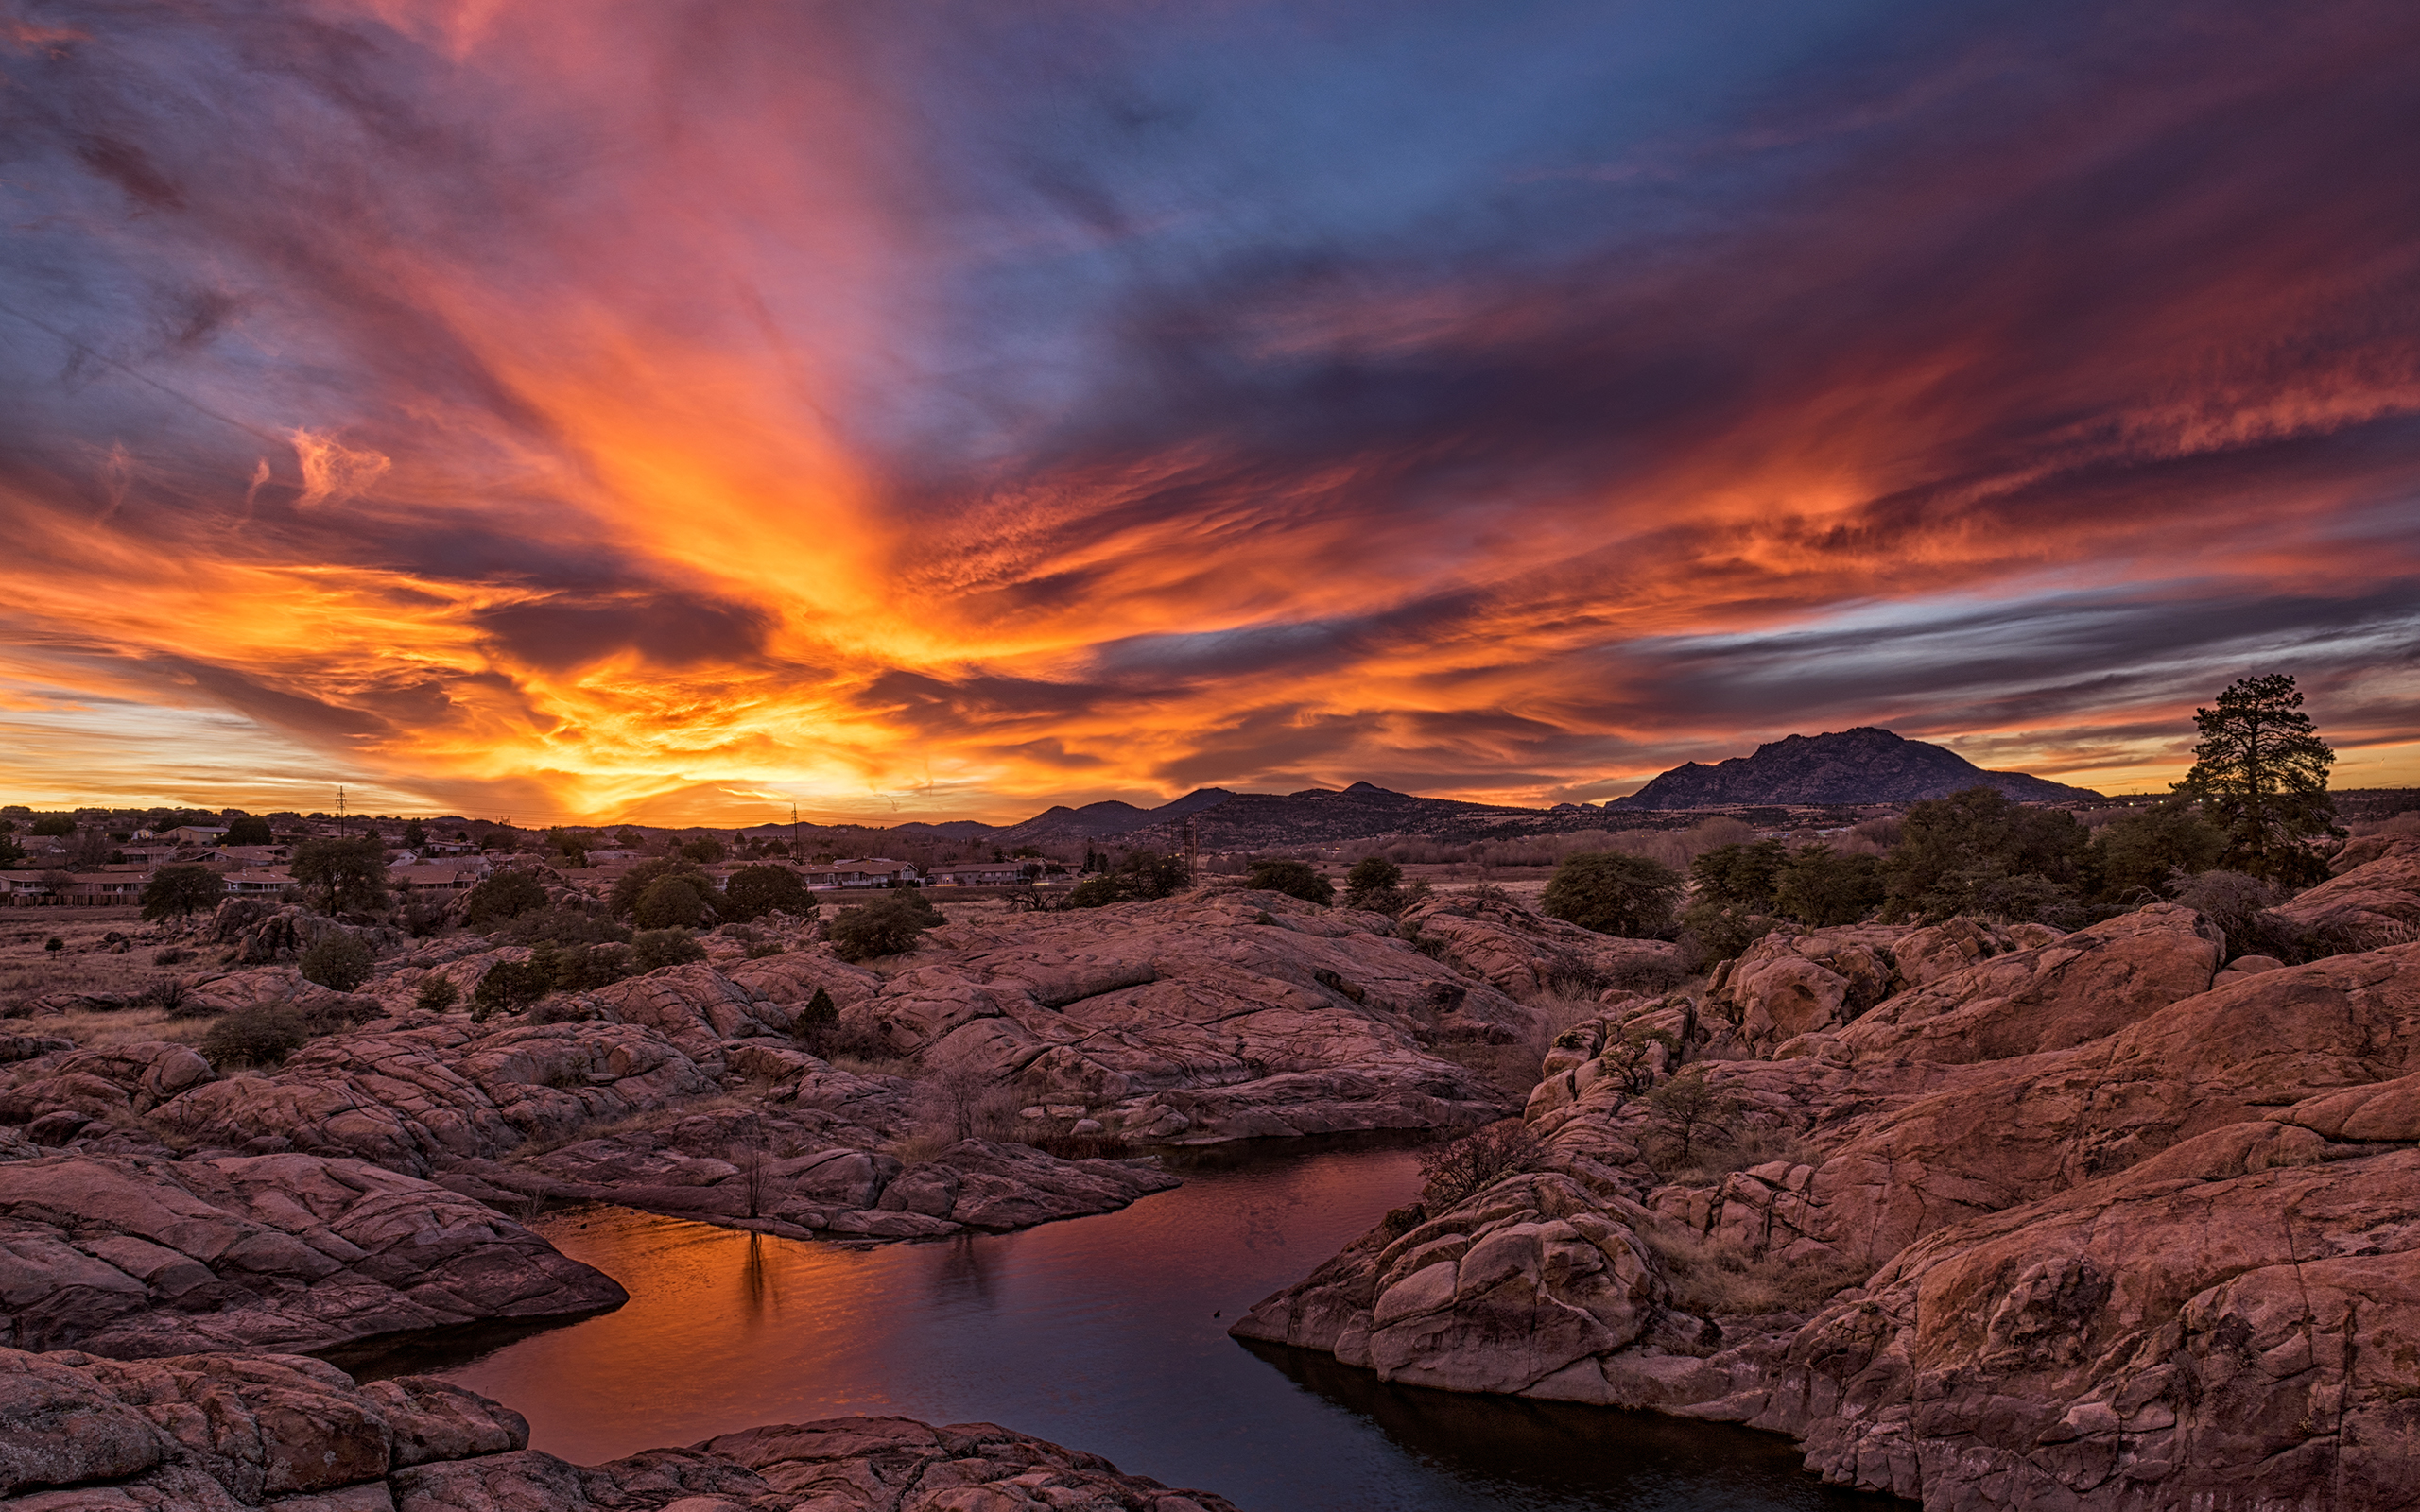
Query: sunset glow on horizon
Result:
<box><xmin>3</xmin><ymin>1</ymin><xmax>2416</xmax><ymax>826</ymax></box>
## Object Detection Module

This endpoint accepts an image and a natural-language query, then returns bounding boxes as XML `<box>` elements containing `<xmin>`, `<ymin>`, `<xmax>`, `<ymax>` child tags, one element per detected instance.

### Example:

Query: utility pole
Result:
<box><xmin>792</xmin><ymin>803</ymin><xmax>800</xmax><ymax>854</ymax></box>
<box><xmin>1183</xmin><ymin>814</ymin><xmax>1200</xmax><ymax>886</ymax></box>
<box><xmin>337</xmin><ymin>786</ymin><xmax>345</xmax><ymax>837</ymax></box>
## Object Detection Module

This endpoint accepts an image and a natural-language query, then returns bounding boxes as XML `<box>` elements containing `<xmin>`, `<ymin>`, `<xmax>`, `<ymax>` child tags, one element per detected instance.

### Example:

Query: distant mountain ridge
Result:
<box><xmin>1607</xmin><ymin>727</ymin><xmax>2100</xmax><ymax>810</ymax></box>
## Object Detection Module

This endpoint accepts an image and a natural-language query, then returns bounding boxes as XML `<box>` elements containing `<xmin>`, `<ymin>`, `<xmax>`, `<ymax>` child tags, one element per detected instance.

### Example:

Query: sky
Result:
<box><xmin>1</xmin><ymin>0</ymin><xmax>2415</xmax><ymax>827</ymax></box>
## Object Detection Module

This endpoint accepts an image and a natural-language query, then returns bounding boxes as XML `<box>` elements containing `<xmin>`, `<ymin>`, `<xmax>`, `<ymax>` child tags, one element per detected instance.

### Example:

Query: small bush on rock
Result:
<box><xmin>472</xmin><ymin>957</ymin><xmax>552</xmax><ymax>1020</ymax></box>
<box><xmin>414</xmin><ymin>976</ymin><xmax>461</xmax><ymax>1013</ymax></box>
<box><xmin>1068</xmin><ymin>874</ymin><xmax>1124</xmax><ymax>908</ymax></box>
<box><xmin>635</xmin><ymin>875</ymin><xmax>708</xmax><ymax>929</ymax></box>
<box><xmin>1647</xmin><ymin>1069</ymin><xmax>1742</xmax><ymax>1165</ymax></box>
<box><xmin>1417</xmin><ymin>1119</ymin><xmax>1545</xmax><ymax>1211</ymax></box>
<box><xmin>789</xmin><ymin>986</ymin><xmax>838</xmax><ymax>1054</ymax></box>
<box><xmin>201</xmin><ymin>1005</ymin><xmax>308</xmax><ymax>1070</ymax></box>
<box><xmin>298</xmin><ymin>931</ymin><xmax>373</xmax><ymax>992</ymax></box>
<box><xmin>1343</xmin><ymin>856</ymin><xmax>1405</xmax><ymax>912</ymax></box>
<box><xmin>631</xmin><ymin>928</ymin><xmax>707</xmax><ymax>972</ymax></box>
<box><xmin>722</xmin><ymin>864</ymin><xmax>814</xmax><ymax>922</ymax></box>
<box><xmin>1246</xmin><ymin>859</ymin><xmax>1334</xmax><ymax>905</ymax></box>
<box><xmin>827</xmin><ymin>891</ymin><xmax>944</xmax><ymax>962</ymax></box>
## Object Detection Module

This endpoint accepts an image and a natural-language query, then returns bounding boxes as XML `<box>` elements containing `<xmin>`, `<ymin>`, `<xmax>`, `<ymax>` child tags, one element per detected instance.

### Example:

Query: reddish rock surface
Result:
<box><xmin>0</xmin><ymin>1349</ymin><xmax>1237</xmax><ymax>1511</ymax></box>
<box><xmin>1238</xmin><ymin>846</ymin><xmax>2420</xmax><ymax>1510</ymax></box>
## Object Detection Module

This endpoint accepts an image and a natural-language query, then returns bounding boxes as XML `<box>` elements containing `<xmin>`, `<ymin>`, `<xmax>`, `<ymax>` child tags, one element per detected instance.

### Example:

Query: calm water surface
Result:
<box><xmin>366</xmin><ymin>1143</ymin><xmax>1898</xmax><ymax>1511</ymax></box>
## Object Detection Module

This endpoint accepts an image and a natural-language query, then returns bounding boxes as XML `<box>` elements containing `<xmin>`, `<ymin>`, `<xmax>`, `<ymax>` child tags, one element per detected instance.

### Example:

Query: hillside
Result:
<box><xmin>1609</xmin><ymin>726</ymin><xmax>2100</xmax><ymax>809</ymax></box>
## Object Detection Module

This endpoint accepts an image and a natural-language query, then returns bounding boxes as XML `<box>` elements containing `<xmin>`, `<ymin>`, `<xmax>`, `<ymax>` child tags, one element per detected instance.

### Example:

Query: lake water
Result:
<box><xmin>357</xmin><ymin>1142</ymin><xmax>1901</xmax><ymax>1510</ymax></box>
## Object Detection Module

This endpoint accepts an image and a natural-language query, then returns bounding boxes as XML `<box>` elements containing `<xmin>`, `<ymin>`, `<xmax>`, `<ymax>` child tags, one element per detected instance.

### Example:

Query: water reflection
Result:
<box><xmin>362</xmin><ymin>1143</ymin><xmax>1904</xmax><ymax>1511</ymax></box>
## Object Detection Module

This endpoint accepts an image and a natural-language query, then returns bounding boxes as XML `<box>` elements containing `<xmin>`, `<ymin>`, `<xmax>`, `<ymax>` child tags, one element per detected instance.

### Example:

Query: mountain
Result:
<box><xmin>1607</xmin><ymin>727</ymin><xmax>2101</xmax><ymax>810</ymax></box>
<box><xmin>997</xmin><ymin>788</ymin><xmax>1237</xmax><ymax>845</ymax></box>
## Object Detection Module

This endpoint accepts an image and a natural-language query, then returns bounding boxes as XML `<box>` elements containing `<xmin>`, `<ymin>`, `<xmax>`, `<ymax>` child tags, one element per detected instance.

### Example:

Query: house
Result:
<box><xmin>165</xmin><ymin>826</ymin><xmax>229</xmax><ymax>846</ymax></box>
<box><xmin>221</xmin><ymin>869</ymin><xmax>294</xmax><ymax>898</ymax></box>
<box><xmin>387</xmin><ymin>863</ymin><xmax>488</xmax><ymax>896</ymax></box>
<box><xmin>828</xmin><ymin>858</ymin><xmax>919</xmax><ymax>887</ymax></box>
<box><xmin>925</xmin><ymin>862</ymin><xmax>1032</xmax><ymax>886</ymax></box>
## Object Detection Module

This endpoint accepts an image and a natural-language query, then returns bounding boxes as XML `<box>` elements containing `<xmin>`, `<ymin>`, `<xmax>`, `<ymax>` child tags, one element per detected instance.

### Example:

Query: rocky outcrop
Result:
<box><xmin>2273</xmin><ymin>834</ymin><xmax>2420</xmax><ymax>945</ymax></box>
<box><xmin>0</xmin><ymin>1153</ymin><xmax>624</xmax><ymax>1357</ymax></box>
<box><xmin>1397</xmin><ymin>892</ymin><xmax>1684</xmax><ymax>1001</ymax></box>
<box><xmin>855</xmin><ymin>890</ymin><xmax>1536</xmax><ymax>1143</ymax></box>
<box><xmin>1238</xmin><ymin>880</ymin><xmax>2420</xmax><ymax>1510</ymax></box>
<box><xmin>1828</xmin><ymin>902</ymin><xmax>2221</xmax><ymax>1065</ymax></box>
<box><xmin>0</xmin><ymin>1349</ymin><xmax>1239</xmax><ymax>1511</ymax></box>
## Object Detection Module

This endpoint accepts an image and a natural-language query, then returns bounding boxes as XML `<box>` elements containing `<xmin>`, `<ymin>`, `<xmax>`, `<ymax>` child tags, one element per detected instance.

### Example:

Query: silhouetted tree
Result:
<box><xmin>141</xmin><ymin>864</ymin><xmax>224</xmax><ymax>920</ymax></box>
<box><xmin>289</xmin><ymin>836</ymin><xmax>389</xmax><ymax>915</ymax></box>
<box><xmin>2176</xmin><ymin>674</ymin><xmax>2339</xmax><ymax>885</ymax></box>
<box><xmin>222</xmin><ymin>814</ymin><xmax>274</xmax><ymax>846</ymax></box>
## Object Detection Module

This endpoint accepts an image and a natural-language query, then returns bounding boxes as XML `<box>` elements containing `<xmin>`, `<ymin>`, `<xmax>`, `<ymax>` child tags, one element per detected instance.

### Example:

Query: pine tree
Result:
<box><xmin>2175</xmin><ymin>674</ymin><xmax>2338</xmax><ymax>885</ymax></box>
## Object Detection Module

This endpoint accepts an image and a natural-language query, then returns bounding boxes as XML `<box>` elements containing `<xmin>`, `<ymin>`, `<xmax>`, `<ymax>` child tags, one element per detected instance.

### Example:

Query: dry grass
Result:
<box><xmin>1530</xmin><ymin>988</ymin><xmax>1602</xmax><ymax>1052</ymax></box>
<box><xmin>1648</xmin><ymin>1221</ymin><xmax>1872</xmax><ymax>1321</ymax></box>
<box><xmin>35</xmin><ymin>1005</ymin><xmax>213</xmax><ymax>1049</ymax></box>
<box><xmin>1428</xmin><ymin>1040</ymin><xmax>1545</xmax><ymax>1104</ymax></box>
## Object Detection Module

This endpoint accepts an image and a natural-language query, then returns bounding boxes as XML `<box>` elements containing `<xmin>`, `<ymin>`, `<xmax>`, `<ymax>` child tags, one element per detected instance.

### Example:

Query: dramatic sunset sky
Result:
<box><xmin>3</xmin><ymin>1</ymin><xmax>2415</xmax><ymax>825</ymax></box>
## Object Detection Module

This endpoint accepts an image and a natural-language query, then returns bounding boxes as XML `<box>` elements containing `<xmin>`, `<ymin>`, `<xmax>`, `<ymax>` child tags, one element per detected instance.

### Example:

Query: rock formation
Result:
<box><xmin>0</xmin><ymin>1348</ymin><xmax>1238</xmax><ymax>1510</ymax></box>
<box><xmin>0</xmin><ymin>1153</ymin><xmax>623</xmax><ymax>1358</ymax></box>
<box><xmin>1236</xmin><ymin>846</ymin><xmax>2420</xmax><ymax>1509</ymax></box>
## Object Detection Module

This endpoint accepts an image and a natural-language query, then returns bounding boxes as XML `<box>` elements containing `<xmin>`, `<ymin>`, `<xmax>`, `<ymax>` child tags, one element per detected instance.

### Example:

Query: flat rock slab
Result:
<box><xmin>0</xmin><ymin>1153</ymin><xmax>624</xmax><ymax>1358</ymax></box>
<box><xmin>0</xmin><ymin>1348</ymin><xmax>1240</xmax><ymax>1511</ymax></box>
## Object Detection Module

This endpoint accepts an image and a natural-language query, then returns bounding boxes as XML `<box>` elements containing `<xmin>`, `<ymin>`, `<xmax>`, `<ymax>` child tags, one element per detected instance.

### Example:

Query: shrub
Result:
<box><xmin>1677</xmin><ymin>900</ymin><xmax>1782</xmax><ymax>970</ymax></box>
<box><xmin>400</xmin><ymin>901</ymin><xmax>450</xmax><ymax>937</ymax></box>
<box><xmin>827</xmin><ymin>891</ymin><xmax>944</xmax><ymax>962</ymax></box>
<box><xmin>1690</xmin><ymin>841</ymin><xmax>1789</xmax><ymax>911</ymax></box>
<box><xmin>2091</xmin><ymin>800</ymin><xmax>2227</xmax><ymax>902</ymax></box>
<box><xmin>498</xmin><ymin>907</ymin><xmax>631</xmax><ymax>946</ymax></box>
<box><xmin>1068</xmin><ymin>875</ymin><xmax>1124</xmax><ymax>908</ymax></box>
<box><xmin>464</xmin><ymin>870</ymin><xmax>550</xmax><ymax>926</ymax></box>
<box><xmin>1646</xmin><ymin>1069</ymin><xmax>1742</xmax><ymax>1164</ymax></box>
<box><xmin>609</xmin><ymin>857</ymin><xmax>712</xmax><ymax>918</ymax></box>
<box><xmin>722</xmin><ymin>864</ymin><xmax>813</xmax><ymax>921</ymax></box>
<box><xmin>550</xmin><ymin>940</ymin><xmax>637</xmax><ymax>989</ymax></box>
<box><xmin>790</xmin><ymin>986</ymin><xmax>838</xmax><ymax>1054</ymax></box>
<box><xmin>1543</xmin><ymin>851</ymin><xmax>1683</xmax><ymax>936</ymax></box>
<box><xmin>414</xmin><ymin>976</ymin><xmax>462</xmax><ymax>1013</ymax></box>
<box><xmin>1418</xmin><ymin>1119</ymin><xmax>1546</xmax><ymax>1211</ymax></box>
<box><xmin>634</xmin><ymin>875</ymin><xmax>708</xmax><ymax>929</ymax></box>
<box><xmin>201</xmin><ymin>1005</ymin><xmax>309</xmax><ymax>1069</ymax></box>
<box><xmin>631</xmin><ymin>928</ymin><xmax>707</xmax><ymax>972</ymax></box>
<box><xmin>1880</xmin><ymin>787</ymin><xmax>2087</xmax><ymax>922</ymax></box>
<box><xmin>43</xmin><ymin>936</ymin><xmax>62</xmax><ymax>954</ymax></box>
<box><xmin>1116</xmin><ymin>850</ymin><xmax>1189</xmax><ymax>900</ymax></box>
<box><xmin>1245</xmin><ymin>859</ymin><xmax>1334</xmax><ymax>905</ymax></box>
<box><xmin>1772</xmin><ymin>845</ymin><xmax>1886</xmax><ymax>926</ymax></box>
<box><xmin>472</xmin><ymin>957</ymin><xmax>552</xmax><ymax>1020</ymax></box>
<box><xmin>1344</xmin><ymin>856</ymin><xmax>1405</xmax><ymax>912</ymax></box>
<box><xmin>298</xmin><ymin>931</ymin><xmax>373</xmax><ymax>992</ymax></box>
